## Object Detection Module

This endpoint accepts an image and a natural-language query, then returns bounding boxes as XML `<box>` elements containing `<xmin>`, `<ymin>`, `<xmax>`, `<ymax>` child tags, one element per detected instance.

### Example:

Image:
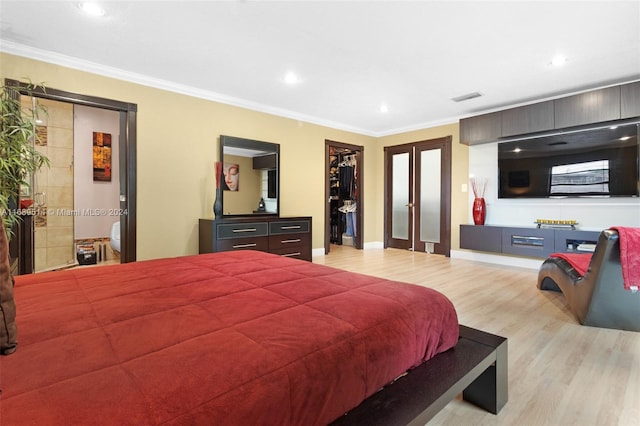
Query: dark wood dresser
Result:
<box><xmin>199</xmin><ymin>216</ymin><xmax>312</xmax><ymax>261</ymax></box>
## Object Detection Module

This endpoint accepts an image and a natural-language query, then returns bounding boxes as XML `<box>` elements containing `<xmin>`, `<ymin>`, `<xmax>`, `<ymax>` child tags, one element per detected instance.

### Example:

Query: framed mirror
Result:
<box><xmin>219</xmin><ymin>135</ymin><xmax>279</xmax><ymax>216</ymax></box>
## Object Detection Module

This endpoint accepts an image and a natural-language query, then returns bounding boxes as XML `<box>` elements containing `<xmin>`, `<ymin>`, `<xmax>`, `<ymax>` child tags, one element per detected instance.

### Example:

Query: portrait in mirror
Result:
<box><xmin>220</xmin><ymin>135</ymin><xmax>279</xmax><ymax>216</ymax></box>
<box><xmin>222</xmin><ymin>163</ymin><xmax>239</xmax><ymax>191</ymax></box>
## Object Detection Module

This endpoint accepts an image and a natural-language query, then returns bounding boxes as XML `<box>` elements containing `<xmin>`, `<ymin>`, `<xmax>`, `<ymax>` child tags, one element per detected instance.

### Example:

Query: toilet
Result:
<box><xmin>110</xmin><ymin>221</ymin><xmax>121</xmax><ymax>253</ymax></box>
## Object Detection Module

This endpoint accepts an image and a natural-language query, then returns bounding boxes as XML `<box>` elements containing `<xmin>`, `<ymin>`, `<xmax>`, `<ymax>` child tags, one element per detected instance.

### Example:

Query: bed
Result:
<box><xmin>1</xmin><ymin>250</ymin><xmax>505</xmax><ymax>425</ymax></box>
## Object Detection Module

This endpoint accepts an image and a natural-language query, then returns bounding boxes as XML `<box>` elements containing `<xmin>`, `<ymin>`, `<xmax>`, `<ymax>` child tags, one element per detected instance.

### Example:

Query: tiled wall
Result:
<box><xmin>31</xmin><ymin>98</ymin><xmax>76</xmax><ymax>271</ymax></box>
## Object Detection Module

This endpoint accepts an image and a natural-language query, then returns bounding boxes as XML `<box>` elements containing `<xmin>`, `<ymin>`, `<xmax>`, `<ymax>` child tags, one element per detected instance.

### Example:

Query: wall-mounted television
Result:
<box><xmin>498</xmin><ymin>123</ymin><xmax>639</xmax><ymax>198</ymax></box>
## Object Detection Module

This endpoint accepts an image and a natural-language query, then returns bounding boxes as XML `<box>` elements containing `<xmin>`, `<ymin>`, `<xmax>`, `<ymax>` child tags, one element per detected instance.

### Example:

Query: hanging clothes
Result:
<box><xmin>339</xmin><ymin>165</ymin><xmax>354</xmax><ymax>199</ymax></box>
<box><xmin>338</xmin><ymin>154</ymin><xmax>357</xmax><ymax>199</ymax></box>
<box><xmin>330</xmin><ymin>150</ymin><xmax>358</xmax><ymax>245</ymax></box>
<box><xmin>338</xmin><ymin>201</ymin><xmax>357</xmax><ymax>237</ymax></box>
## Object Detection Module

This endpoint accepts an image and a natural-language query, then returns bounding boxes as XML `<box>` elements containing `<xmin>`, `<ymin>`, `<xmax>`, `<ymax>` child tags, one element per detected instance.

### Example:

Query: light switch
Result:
<box><xmin>461</xmin><ymin>183</ymin><xmax>468</xmax><ymax>193</ymax></box>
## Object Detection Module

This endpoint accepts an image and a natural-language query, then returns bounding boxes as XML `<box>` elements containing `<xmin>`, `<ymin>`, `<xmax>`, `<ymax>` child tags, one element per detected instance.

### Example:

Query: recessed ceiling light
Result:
<box><xmin>513</xmin><ymin>148</ymin><xmax>521</xmax><ymax>153</ymax></box>
<box><xmin>551</xmin><ymin>55</ymin><xmax>567</xmax><ymax>67</ymax></box>
<box><xmin>379</xmin><ymin>104</ymin><xmax>389</xmax><ymax>113</ymax></box>
<box><xmin>620</xmin><ymin>136</ymin><xmax>631</xmax><ymax>141</ymax></box>
<box><xmin>283</xmin><ymin>72</ymin><xmax>298</xmax><ymax>85</ymax></box>
<box><xmin>79</xmin><ymin>2</ymin><xmax>105</xmax><ymax>17</ymax></box>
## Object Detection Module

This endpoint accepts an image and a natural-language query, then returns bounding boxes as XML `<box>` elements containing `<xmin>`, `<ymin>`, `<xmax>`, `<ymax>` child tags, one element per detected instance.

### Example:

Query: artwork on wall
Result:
<box><xmin>222</xmin><ymin>163</ymin><xmax>239</xmax><ymax>191</ymax></box>
<box><xmin>93</xmin><ymin>131</ymin><xmax>112</xmax><ymax>182</ymax></box>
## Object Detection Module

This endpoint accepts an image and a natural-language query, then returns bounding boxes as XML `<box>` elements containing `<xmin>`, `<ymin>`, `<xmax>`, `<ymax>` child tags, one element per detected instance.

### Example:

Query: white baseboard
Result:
<box><xmin>313</xmin><ymin>241</ymin><xmax>384</xmax><ymax>257</ymax></box>
<box><xmin>315</xmin><ymin>244</ymin><xmax>543</xmax><ymax>270</ymax></box>
<box><xmin>363</xmin><ymin>241</ymin><xmax>384</xmax><ymax>249</ymax></box>
<box><xmin>450</xmin><ymin>249</ymin><xmax>543</xmax><ymax>270</ymax></box>
<box><xmin>312</xmin><ymin>248</ymin><xmax>326</xmax><ymax>257</ymax></box>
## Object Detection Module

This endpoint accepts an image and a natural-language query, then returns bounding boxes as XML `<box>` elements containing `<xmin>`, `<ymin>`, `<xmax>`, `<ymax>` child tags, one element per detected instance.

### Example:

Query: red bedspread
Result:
<box><xmin>1</xmin><ymin>251</ymin><xmax>458</xmax><ymax>425</ymax></box>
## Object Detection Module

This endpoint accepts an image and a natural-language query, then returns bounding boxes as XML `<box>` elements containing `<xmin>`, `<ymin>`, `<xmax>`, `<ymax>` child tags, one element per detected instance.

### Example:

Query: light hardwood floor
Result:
<box><xmin>315</xmin><ymin>245</ymin><xmax>640</xmax><ymax>426</ymax></box>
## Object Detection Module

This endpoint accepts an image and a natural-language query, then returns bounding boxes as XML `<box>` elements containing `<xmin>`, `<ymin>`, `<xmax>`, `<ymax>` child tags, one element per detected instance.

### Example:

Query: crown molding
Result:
<box><xmin>376</xmin><ymin>117</ymin><xmax>459</xmax><ymax>138</ymax></box>
<box><xmin>0</xmin><ymin>40</ymin><xmax>378</xmax><ymax>137</ymax></box>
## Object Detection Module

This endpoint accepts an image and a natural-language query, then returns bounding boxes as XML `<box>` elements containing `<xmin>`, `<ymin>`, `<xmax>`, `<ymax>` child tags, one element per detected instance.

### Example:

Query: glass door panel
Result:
<box><xmin>420</xmin><ymin>148</ymin><xmax>441</xmax><ymax>243</ymax></box>
<box><xmin>392</xmin><ymin>152</ymin><xmax>410</xmax><ymax>240</ymax></box>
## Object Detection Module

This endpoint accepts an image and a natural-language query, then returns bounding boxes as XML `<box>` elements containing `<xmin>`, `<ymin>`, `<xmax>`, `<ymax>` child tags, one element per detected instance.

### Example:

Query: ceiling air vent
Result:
<box><xmin>451</xmin><ymin>92</ymin><xmax>482</xmax><ymax>102</ymax></box>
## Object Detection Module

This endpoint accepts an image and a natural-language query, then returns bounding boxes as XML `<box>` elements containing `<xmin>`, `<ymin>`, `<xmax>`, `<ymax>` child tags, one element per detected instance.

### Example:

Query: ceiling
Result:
<box><xmin>1</xmin><ymin>1</ymin><xmax>639</xmax><ymax>137</ymax></box>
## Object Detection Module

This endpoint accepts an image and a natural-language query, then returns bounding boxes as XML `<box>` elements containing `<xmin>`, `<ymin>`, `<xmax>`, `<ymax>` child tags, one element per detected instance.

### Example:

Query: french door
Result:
<box><xmin>384</xmin><ymin>137</ymin><xmax>451</xmax><ymax>256</ymax></box>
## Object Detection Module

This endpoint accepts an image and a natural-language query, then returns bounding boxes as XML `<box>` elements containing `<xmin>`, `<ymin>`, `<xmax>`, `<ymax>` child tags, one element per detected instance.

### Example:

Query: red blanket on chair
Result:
<box><xmin>610</xmin><ymin>226</ymin><xmax>640</xmax><ymax>291</ymax></box>
<box><xmin>550</xmin><ymin>252</ymin><xmax>592</xmax><ymax>277</ymax></box>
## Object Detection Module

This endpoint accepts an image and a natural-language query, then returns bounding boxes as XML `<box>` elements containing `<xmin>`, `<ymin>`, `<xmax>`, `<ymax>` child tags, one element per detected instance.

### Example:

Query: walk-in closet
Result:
<box><xmin>325</xmin><ymin>141</ymin><xmax>363</xmax><ymax>253</ymax></box>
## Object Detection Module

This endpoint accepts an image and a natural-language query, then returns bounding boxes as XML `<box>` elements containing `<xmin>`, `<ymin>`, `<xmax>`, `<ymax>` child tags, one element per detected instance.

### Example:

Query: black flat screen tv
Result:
<box><xmin>498</xmin><ymin>123</ymin><xmax>639</xmax><ymax>198</ymax></box>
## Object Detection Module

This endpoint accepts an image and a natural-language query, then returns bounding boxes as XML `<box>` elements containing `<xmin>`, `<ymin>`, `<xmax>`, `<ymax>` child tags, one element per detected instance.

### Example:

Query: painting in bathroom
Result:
<box><xmin>92</xmin><ymin>131</ymin><xmax>112</xmax><ymax>182</ymax></box>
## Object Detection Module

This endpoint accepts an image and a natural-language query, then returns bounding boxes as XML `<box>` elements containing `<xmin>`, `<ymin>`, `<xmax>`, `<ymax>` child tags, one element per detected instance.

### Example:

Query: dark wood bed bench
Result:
<box><xmin>331</xmin><ymin>325</ymin><xmax>507</xmax><ymax>425</ymax></box>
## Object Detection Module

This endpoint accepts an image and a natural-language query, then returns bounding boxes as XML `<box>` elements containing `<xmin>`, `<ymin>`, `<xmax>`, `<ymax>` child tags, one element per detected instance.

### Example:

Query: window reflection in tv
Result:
<box><xmin>550</xmin><ymin>160</ymin><xmax>610</xmax><ymax>195</ymax></box>
<box><xmin>498</xmin><ymin>123</ymin><xmax>639</xmax><ymax>198</ymax></box>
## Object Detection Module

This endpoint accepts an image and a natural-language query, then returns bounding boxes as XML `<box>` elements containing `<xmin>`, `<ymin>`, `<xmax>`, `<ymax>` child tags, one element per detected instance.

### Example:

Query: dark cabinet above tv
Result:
<box><xmin>622</xmin><ymin>81</ymin><xmax>640</xmax><ymax>119</ymax></box>
<box><xmin>554</xmin><ymin>86</ymin><xmax>621</xmax><ymax>129</ymax></box>
<box><xmin>460</xmin><ymin>81</ymin><xmax>640</xmax><ymax>145</ymax></box>
<box><xmin>459</xmin><ymin>111</ymin><xmax>502</xmax><ymax>145</ymax></box>
<box><xmin>501</xmin><ymin>101</ymin><xmax>555</xmax><ymax>137</ymax></box>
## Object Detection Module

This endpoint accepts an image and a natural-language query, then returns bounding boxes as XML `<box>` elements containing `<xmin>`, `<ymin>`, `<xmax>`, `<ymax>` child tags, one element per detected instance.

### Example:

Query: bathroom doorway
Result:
<box><xmin>72</xmin><ymin>105</ymin><xmax>122</xmax><ymax>267</ymax></box>
<box><xmin>324</xmin><ymin>140</ymin><xmax>363</xmax><ymax>254</ymax></box>
<box><xmin>7</xmin><ymin>79</ymin><xmax>137</xmax><ymax>271</ymax></box>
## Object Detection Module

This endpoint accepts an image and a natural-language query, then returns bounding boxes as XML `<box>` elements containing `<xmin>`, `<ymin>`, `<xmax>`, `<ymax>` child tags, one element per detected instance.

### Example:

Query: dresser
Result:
<box><xmin>199</xmin><ymin>216</ymin><xmax>312</xmax><ymax>261</ymax></box>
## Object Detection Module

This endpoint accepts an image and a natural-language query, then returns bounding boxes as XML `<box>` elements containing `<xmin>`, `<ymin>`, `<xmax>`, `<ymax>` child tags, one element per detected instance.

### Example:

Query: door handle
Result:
<box><xmin>405</xmin><ymin>203</ymin><xmax>414</xmax><ymax>208</ymax></box>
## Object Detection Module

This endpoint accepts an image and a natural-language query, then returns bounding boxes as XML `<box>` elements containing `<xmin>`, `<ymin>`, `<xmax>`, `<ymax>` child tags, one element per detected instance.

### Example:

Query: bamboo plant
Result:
<box><xmin>0</xmin><ymin>80</ymin><xmax>50</xmax><ymax>238</ymax></box>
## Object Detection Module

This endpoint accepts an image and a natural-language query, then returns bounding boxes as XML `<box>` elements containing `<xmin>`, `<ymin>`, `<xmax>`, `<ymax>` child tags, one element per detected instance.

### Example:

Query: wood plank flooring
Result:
<box><xmin>315</xmin><ymin>245</ymin><xmax>640</xmax><ymax>426</ymax></box>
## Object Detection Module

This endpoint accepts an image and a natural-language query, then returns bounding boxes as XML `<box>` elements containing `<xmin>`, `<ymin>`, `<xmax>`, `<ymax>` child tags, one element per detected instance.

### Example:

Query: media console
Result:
<box><xmin>460</xmin><ymin>224</ymin><xmax>601</xmax><ymax>258</ymax></box>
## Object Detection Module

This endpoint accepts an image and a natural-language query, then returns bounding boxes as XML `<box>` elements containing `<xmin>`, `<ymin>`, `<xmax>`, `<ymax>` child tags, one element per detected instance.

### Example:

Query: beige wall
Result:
<box><xmin>2</xmin><ymin>53</ymin><xmax>469</xmax><ymax>259</ymax></box>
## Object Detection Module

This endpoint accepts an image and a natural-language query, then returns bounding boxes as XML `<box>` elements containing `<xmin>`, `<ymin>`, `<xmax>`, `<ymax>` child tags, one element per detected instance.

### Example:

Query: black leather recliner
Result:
<box><xmin>537</xmin><ymin>229</ymin><xmax>640</xmax><ymax>332</ymax></box>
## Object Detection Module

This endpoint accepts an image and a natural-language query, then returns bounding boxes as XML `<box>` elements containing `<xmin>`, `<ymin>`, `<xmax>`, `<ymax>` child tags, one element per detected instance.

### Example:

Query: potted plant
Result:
<box><xmin>0</xmin><ymin>80</ymin><xmax>49</xmax><ymax>355</ymax></box>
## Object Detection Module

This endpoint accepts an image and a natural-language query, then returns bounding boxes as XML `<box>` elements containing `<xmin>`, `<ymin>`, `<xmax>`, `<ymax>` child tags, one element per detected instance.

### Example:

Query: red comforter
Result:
<box><xmin>1</xmin><ymin>251</ymin><xmax>458</xmax><ymax>425</ymax></box>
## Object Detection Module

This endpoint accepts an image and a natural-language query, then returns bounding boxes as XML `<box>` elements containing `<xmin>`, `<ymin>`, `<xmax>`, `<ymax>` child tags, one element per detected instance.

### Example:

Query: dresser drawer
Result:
<box><xmin>269</xmin><ymin>246</ymin><xmax>311</xmax><ymax>261</ymax></box>
<box><xmin>216</xmin><ymin>236</ymin><xmax>269</xmax><ymax>252</ymax></box>
<box><xmin>217</xmin><ymin>222</ymin><xmax>269</xmax><ymax>239</ymax></box>
<box><xmin>269</xmin><ymin>232</ymin><xmax>310</xmax><ymax>250</ymax></box>
<box><xmin>269</xmin><ymin>220</ymin><xmax>310</xmax><ymax>235</ymax></box>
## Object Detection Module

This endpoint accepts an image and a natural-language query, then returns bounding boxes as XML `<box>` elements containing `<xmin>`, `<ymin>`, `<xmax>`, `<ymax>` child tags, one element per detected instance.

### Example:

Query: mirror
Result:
<box><xmin>220</xmin><ymin>135</ymin><xmax>279</xmax><ymax>216</ymax></box>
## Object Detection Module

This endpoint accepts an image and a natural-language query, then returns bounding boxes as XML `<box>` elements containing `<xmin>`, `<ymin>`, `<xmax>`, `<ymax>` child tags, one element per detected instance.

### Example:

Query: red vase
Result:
<box><xmin>472</xmin><ymin>197</ymin><xmax>486</xmax><ymax>225</ymax></box>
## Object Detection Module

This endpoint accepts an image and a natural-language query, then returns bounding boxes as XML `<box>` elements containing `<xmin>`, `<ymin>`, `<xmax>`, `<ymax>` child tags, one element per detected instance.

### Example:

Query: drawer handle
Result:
<box><xmin>233</xmin><ymin>243</ymin><xmax>257</xmax><ymax>249</ymax></box>
<box><xmin>281</xmin><ymin>239</ymin><xmax>301</xmax><ymax>244</ymax></box>
<box><xmin>511</xmin><ymin>235</ymin><xmax>544</xmax><ymax>247</ymax></box>
<box><xmin>282</xmin><ymin>252</ymin><xmax>301</xmax><ymax>257</ymax></box>
<box><xmin>280</xmin><ymin>225</ymin><xmax>301</xmax><ymax>230</ymax></box>
<box><xmin>233</xmin><ymin>228</ymin><xmax>257</xmax><ymax>233</ymax></box>
<box><xmin>512</xmin><ymin>235</ymin><xmax>544</xmax><ymax>241</ymax></box>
